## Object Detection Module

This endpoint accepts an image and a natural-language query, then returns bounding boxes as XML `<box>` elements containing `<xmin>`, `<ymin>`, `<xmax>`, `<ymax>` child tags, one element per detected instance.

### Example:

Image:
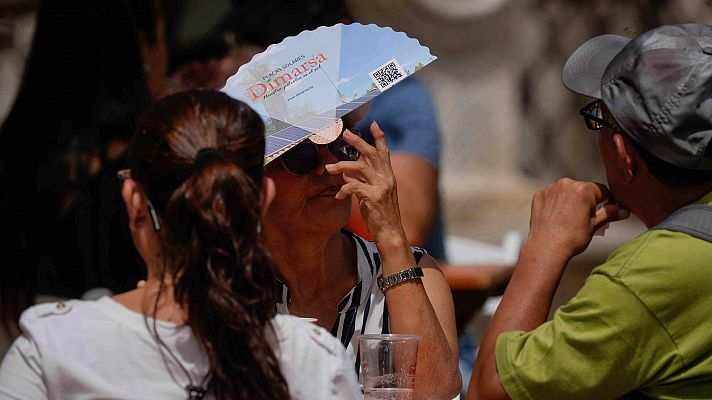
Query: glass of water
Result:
<box><xmin>359</xmin><ymin>334</ymin><xmax>421</xmax><ymax>400</ymax></box>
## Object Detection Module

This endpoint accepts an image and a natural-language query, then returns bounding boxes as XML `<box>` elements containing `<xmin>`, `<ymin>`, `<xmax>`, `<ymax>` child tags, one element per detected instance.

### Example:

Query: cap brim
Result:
<box><xmin>562</xmin><ymin>34</ymin><xmax>630</xmax><ymax>99</ymax></box>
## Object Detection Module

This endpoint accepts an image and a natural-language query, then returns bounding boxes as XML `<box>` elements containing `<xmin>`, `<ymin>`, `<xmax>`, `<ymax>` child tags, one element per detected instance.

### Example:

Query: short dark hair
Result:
<box><xmin>626</xmin><ymin>135</ymin><xmax>712</xmax><ymax>188</ymax></box>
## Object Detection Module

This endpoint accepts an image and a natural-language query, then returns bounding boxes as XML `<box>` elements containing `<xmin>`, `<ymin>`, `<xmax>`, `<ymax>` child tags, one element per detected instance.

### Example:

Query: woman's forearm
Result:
<box><xmin>378</xmin><ymin>238</ymin><xmax>461</xmax><ymax>399</ymax></box>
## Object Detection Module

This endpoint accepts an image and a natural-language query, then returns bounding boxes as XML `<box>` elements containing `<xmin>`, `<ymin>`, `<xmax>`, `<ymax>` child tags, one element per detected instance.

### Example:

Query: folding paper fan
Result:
<box><xmin>220</xmin><ymin>23</ymin><xmax>437</xmax><ymax>163</ymax></box>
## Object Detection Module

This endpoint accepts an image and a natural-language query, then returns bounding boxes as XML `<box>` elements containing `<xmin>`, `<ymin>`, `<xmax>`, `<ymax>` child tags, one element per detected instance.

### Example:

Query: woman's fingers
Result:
<box><xmin>340</xmin><ymin>123</ymin><xmax>392</xmax><ymax>169</ymax></box>
<box><xmin>341</xmin><ymin>129</ymin><xmax>376</xmax><ymax>158</ymax></box>
<box><xmin>369</xmin><ymin>121</ymin><xmax>389</xmax><ymax>155</ymax></box>
<box><xmin>342</xmin><ymin>173</ymin><xmax>362</xmax><ymax>184</ymax></box>
<box><xmin>335</xmin><ymin>182</ymin><xmax>368</xmax><ymax>200</ymax></box>
<box><xmin>325</xmin><ymin>160</ymin><xmax>377</xmax><ymax>182</ymax></box>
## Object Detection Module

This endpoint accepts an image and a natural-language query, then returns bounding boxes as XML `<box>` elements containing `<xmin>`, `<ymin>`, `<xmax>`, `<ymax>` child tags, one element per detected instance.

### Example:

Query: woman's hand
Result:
<box><xmin>325</xmin><ymin>122</ymin><xmax>407</xmax><ymax>246</ymax></box>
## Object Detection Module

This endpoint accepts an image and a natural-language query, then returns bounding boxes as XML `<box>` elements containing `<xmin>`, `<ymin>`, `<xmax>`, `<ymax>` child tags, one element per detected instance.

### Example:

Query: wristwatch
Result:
<box><xmin>377</xmin><ymin>267</ymin><xmax>424</xmax><ymax>293</ymax></box>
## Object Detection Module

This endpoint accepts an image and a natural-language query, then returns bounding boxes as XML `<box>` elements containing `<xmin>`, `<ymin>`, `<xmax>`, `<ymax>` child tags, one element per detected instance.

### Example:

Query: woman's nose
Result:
<box><xmin>312</xmin><ymin>146</ymin><xmax>338</xmax><ymax>177</ymax></box>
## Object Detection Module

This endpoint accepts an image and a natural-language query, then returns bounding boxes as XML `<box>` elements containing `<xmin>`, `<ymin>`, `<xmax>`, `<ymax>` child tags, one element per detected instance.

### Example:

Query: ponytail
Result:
<box><xmin>130</xmin><ymin>90</ymin><xmax>289</xmax><ymax>400</ymax></box>
<box><xmin>161</xmin><ymin>153</ymin><xmax>288</xmax><ymax>400</ymax></box>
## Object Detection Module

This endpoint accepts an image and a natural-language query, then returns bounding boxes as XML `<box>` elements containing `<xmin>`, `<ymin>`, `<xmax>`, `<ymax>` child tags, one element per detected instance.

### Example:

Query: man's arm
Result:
<box><xmin>467</xmin><ymin>240</ymin><xmax>571</xmax><ymax>399</ymax></box>
<box><xmin>467</xmin><ymin>179</ymin><xmax>629</xmax><ymax>399</ymax></box>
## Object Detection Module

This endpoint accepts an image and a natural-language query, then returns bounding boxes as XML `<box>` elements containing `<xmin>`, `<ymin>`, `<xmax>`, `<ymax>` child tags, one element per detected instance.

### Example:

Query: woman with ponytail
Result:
<box><xmin>0</xmin><ymin>90</ymin><xmax>361</xmax><ymax>400</ymax></box>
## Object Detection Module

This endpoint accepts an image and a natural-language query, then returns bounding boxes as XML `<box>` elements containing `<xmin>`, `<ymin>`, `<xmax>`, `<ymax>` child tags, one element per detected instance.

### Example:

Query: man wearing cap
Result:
<box><xmin>467</xmin><ymin>23</ymin><xmax>712</xmax><ymax>399</ymax></box>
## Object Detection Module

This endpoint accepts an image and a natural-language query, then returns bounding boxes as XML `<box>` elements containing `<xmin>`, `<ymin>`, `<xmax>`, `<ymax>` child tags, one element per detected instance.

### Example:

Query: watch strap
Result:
<box><xmin>377</xmin><ymin>267</ymin><xmax>424</xmax><ymax>292</ymax></box>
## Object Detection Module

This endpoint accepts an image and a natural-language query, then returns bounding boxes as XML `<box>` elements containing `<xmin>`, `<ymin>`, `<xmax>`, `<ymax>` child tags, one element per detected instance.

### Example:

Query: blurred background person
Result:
<box><xmin>0</xmin><ymin>0</ymin><xmax>168</xmax><ymax>354</ymax></box>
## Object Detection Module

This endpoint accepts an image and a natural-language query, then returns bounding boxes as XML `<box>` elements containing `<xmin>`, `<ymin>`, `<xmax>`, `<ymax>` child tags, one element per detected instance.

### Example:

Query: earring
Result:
<box><xmin>147</xmin><ymin>203</ymin><xmax>161</xmax><ymax>232</ymax></box>
<box><xmin>257</xmin><ymin>222</ymin><xmax>262</xmax><ymax>234</ymax></box>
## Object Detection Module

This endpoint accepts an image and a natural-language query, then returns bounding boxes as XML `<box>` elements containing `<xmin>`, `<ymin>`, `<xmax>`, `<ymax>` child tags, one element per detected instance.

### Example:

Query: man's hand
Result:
<box><xmin>528</xmin><ymin>178</ymin><xmax>630</xmax><ymax>262</ymax></box>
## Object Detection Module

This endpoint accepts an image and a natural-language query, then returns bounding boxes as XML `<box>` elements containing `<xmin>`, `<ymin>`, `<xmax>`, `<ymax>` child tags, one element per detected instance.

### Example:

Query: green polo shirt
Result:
<box><xmin>496</xmin><ymin>192</ymin><xmax>712</xmax><ymax>400</ymax></box>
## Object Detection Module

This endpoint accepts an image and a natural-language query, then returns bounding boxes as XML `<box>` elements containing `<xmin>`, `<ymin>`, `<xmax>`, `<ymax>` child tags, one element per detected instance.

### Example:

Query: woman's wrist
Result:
<box><xmin>373</xmin><ymin>230</ymin><xmax>409</xmax><ymax>253</ymax></box>
<box><xmin>373</xmin><ymin>231</ymin><xmax>418</xmax><ymax>274</ymax></box>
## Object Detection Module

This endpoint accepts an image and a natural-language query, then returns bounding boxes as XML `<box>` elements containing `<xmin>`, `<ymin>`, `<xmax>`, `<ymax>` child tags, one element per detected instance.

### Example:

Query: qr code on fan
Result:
<box><xmin>369</xmin><ymin>59</ymin><xmax>406</xmax><ymax>91</ymax></box>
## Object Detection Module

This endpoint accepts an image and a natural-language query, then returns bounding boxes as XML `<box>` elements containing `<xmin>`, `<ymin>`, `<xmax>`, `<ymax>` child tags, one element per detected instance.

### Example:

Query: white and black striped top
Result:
<box><xmin>276</xmin><ymin>231</ymin><xmax>426</xmax><ymax>372</ymax></box>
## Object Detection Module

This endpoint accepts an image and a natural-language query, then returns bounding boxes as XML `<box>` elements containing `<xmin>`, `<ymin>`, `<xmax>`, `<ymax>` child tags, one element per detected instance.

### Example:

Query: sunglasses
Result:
<box><xmin>280</xmin><ymin>129</ymin><xmax>360</xmax><ymax>175</ymax></box>
<box><xmin>580</xmin><ymin>100</ymin><xmax>620</xmax><ymax>131</ymax></box>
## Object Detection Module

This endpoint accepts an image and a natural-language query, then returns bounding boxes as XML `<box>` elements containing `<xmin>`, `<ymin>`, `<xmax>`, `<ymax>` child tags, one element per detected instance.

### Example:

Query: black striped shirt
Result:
<box><xmin>276</xmin><ymin>231</ymin><xmax>426</xmax><ymax>372</ymax></box>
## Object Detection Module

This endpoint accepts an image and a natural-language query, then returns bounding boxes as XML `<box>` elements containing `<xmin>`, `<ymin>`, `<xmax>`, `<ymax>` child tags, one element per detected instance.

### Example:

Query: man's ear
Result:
<box><xmin>121</xmin><ymin>178</ymin><xmax>149</xmax><ymax>231</ymax></box>
<box><xmin>260</xmin><ymin>177</ymin><xmax>276</xmax><ymax>217</ymax></box>
<box><xmin>613</xmin><ymin>133</ymin><xmax>637</xmax><ymax>183</ymax></box>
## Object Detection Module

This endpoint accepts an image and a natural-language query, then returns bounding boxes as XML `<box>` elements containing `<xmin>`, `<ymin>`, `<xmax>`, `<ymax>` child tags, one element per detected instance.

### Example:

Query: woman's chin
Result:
<box><xmin>304</xmin><ymin>197</ymin><xmax>352</xmax><ymax>228</ymax></box>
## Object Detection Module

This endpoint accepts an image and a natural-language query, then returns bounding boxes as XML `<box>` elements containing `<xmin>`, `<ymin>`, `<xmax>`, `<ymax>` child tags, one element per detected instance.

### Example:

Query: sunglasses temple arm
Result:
<box><xmin>147</xmin><ymin>203</ymin><xmax>161</xmax><ymax>232</ymax></box>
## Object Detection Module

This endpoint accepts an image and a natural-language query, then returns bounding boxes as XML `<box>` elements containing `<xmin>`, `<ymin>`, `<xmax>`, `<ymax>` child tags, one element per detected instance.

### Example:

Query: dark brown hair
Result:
<box><xmin>128</xmin><ymin>90</ymin><xmax>288</xmax><ymax>399</ymax></box>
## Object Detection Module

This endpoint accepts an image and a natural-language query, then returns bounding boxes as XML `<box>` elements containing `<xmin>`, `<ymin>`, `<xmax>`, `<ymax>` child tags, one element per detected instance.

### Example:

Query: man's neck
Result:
<box><xmin>633</xmin><ymin>182</ymin><xmax>712</xmax><ymax>228</ymax></box>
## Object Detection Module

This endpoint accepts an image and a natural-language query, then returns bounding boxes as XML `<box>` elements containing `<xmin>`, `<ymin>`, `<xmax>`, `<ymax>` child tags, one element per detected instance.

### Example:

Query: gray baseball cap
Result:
<box><xmin>562</xmin><ymin>23</ymin><xmax>712</xmax><ymax>171</ymax></box>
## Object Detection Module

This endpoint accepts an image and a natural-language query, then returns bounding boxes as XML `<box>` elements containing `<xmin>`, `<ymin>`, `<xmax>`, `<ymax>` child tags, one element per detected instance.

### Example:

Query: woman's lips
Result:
<box><xmin>314</xmin><ymin>186</ymin><xmax>341</xmax><ymax>197</ymax></box>
<box><xmin>318</xmin><ymin>187</ymin><xmax>340</xmax><ymax>197</ymax></box>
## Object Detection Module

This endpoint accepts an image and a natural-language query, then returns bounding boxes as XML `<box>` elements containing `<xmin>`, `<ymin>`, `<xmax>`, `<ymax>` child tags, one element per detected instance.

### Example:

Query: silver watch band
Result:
<box><xmin>377</xmin><ymin>267</ymin><xmax>424</xmax><ymax>292</ymax></box>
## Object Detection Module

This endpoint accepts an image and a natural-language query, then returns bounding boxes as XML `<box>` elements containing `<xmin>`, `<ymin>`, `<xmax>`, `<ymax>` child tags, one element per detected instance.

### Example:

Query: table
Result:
<box><xmin>441</xmin><ymin>264</ymin><xmax>514</xmax><ymax>336</ymax></box>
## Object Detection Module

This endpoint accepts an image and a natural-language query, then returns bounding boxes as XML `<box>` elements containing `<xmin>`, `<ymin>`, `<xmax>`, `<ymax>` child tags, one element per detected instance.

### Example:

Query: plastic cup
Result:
<box><xmin>359</xmin><ymin>334</ymin><xmax>421</xmax><ymax>400</ymax></box>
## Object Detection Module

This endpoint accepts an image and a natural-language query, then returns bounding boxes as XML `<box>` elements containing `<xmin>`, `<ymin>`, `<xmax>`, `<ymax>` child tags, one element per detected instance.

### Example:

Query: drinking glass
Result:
<box><xmin>359</xmin><ymin>334</ymin><xmax>421</xmax><ymax>400</ymax></box>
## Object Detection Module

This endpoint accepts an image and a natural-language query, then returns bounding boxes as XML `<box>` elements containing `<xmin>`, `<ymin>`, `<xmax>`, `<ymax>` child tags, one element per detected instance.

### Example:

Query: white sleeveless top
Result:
<box><xmin>276</xmin><ymin>231</ymin><xmax>427</xmax><ymax>372</ymax></box>
<box><xmin>0</xmin><ymin>297</ymin><xmax>361</xmax><ymax>399</ymax></box>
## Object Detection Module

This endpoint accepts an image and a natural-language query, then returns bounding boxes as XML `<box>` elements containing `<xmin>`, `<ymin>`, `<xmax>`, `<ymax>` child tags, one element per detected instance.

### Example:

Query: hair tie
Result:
<box><xmin>194</xmin><ymin>147</ymin><xmax>221</xmax><ymax>168</ymax></box>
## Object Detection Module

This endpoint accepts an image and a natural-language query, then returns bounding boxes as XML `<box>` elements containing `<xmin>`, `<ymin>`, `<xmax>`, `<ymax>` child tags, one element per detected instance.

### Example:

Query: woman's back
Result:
<box><xmin>0</xmin><ymin>298</ymin><xmax>360</xmax><ymax>399</ymax></box>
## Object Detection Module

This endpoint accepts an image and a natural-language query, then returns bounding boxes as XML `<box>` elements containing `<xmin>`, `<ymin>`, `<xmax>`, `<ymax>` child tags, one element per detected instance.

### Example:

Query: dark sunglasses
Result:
<box><xmin>280</xmin><ymin>129</ymin><xmax>360</xmax><ymax>175</ymax></box>
<box><xmin>580</xmin><ymin>100</ymin><xmax>620</xmax><ymax>131</ymax></box>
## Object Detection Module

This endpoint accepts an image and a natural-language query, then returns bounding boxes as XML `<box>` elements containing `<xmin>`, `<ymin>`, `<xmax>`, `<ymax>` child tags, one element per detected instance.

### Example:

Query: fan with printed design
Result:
<box><xmin>220</xmin><ymin>23</ymin><xmax>437</xmax><ymax>163</ymax></box>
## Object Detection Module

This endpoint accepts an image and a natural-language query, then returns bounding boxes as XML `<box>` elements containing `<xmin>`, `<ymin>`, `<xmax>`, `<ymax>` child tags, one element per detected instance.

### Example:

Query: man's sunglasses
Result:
<box><xmin>280</xmin><ymin>129</ymin><xmax>360</xmax><ymax>175</ymax></box>
<box><xmin>580</xmin><ymin>100</ymin><xmax>620</xmax><ymax>131</ymax></box>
